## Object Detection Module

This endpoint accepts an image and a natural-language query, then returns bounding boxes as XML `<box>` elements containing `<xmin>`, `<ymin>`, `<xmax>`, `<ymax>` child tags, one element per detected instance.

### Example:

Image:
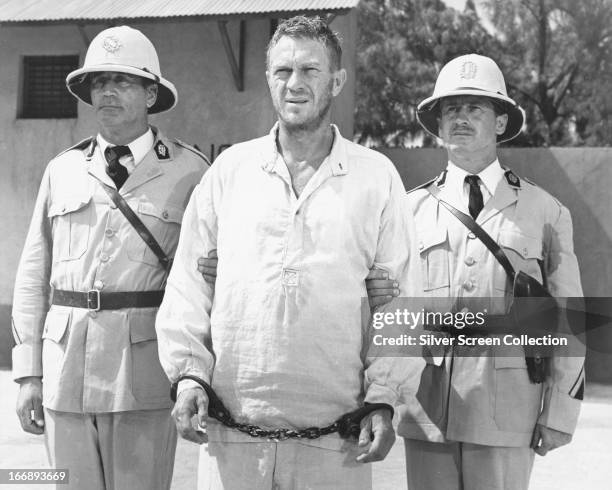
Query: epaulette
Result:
<box><xmin>53</xmin><ymin>136</ymin><xmax>94</xmax><ymax>159</ymax></box>
<box><xmin>174</xmin><ymin>139</ymin><xmax>211</xmax><ymax>166</ymax></box>
<box><xmin>406</xmin><ymin>169</ymin><xmax>447</xmax><ymax>194</ymax></box>
<box><xmin>521</xmin><ymin>175</ymin><xmax>539</xmax><ymax>187</ymax></box>
<box><xmin>406</xmin><ymin>177</ymin><xmax>437</xmax><ymax>194</ymax></box>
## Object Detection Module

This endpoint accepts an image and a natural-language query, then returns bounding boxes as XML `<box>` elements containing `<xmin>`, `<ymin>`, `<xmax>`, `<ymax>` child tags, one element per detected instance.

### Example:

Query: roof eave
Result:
<box><xmin>0</xmin><ymin>9</ymin><xmax>353</xmax><ymax>26</ymax></box>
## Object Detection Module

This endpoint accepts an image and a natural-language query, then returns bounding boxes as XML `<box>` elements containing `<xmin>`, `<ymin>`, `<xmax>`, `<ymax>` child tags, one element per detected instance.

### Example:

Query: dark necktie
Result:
<box><xmin>465</xmin><ymin>174</ymin><xmax>484</xmax><ymax>219</ymax></box>
<box><xmin>104</xmin><ymin>145</ymin><xmax>131</xmax><ymax>190</ymax></box>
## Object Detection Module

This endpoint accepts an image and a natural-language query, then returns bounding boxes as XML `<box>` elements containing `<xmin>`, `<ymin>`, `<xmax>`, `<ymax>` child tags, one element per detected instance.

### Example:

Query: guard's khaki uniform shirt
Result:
<box><xmin>12</xmin><ymin>128</ymin><xmax>208</xmax><ymax>413</ymax></box>
<box><xmin>398</xmin><ymin>164</ymin><xmax>585</xmax><ymax>447</ymax></box>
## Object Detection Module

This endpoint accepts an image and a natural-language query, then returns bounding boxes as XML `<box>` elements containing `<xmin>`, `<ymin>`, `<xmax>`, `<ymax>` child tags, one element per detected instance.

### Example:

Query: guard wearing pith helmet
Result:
<box><xmin>66</xmin><ymin>25</ymin><xmax>177</xmax><ymax>114</ymax></box>
<box><xmin>12</xmin><ymin>25</ymin><xmax>209</xmax><ymax>490</ymax></box>
<box><xmin>417</xmin><ymin>53</ymin><xmax>525</xmax><ymax>143</ymax></box>
<box><xmin>365</xmin><ymin>53</ymin><xmax>585</xmax><ymax>489</ymax></box>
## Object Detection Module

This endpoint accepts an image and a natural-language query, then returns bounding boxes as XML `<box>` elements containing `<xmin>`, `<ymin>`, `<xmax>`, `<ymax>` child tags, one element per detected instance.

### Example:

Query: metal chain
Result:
<box><xmin>193</xmin><ymin>378</ymin><xmax>388</xmax><ymax>441</ymax></box>
<box><xmin>208</xmin><ymin>406</ymin><xmax>341</xmax><ymax>441</ymax></box>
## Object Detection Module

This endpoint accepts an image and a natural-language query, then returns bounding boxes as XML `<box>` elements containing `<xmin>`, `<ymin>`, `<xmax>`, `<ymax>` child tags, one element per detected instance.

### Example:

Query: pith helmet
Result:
<box><xmin>66</xmin><ymin>26</ymin><xmax>177</xmax><ymax>114</ymax></box>
<box><xmin>417</xmin><ymin>54</ymin><xmax>525</xmax><ymax>143</ymax></box>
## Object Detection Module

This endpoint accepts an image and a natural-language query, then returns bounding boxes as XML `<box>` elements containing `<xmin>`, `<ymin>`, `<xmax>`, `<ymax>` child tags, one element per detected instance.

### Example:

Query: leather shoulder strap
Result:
<box><xmin>426</xmin><ymin>185</ymin><xmax>516</xmax><ymax>279</ymax></box>
<box><xmin>94</xmin><ymin>178</ymin><xmax>172</xmax><ymax>271</ymax></box>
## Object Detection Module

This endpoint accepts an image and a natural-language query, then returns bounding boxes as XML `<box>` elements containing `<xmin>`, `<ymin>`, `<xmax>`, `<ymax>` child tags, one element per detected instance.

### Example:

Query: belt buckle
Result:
<box><xmin>87</xmin><ymin>289</ymin><xmax>101</xmax><ymax>311</ymax></box>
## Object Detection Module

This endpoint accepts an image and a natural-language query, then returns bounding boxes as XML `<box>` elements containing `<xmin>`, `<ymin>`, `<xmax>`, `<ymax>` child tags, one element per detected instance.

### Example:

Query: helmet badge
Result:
<box><xmin>102</xmin><ymin>36</ymin><xmax>122</xmax><ymax>54</ymax></box>
<box><xmin>459</xmin><ymin>61</ymin><xmax>478</xmax><ymax>80</ymax></box>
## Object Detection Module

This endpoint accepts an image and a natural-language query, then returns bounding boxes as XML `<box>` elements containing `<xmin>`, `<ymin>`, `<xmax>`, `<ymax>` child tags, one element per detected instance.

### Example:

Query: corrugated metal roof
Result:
<box><xmin>0</xmin><ymin>0</ymin><xmax>360</xmax><ymax>24</ymax></box>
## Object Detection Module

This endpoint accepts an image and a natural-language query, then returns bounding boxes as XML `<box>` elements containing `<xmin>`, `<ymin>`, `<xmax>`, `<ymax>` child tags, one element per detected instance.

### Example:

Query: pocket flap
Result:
<box><xmin>498</xmin><ymin>230</ymin><xmax>542</xmax><ymax>260</ymax></box>
<box><xmin>48</xmin><ymin>197</ymin><xmax>91</xmax><ymax>218</ymax></box>
<box><xmin>129</xmin><ymin>311</ymin><xmax>158</xmax><ymax>343</ymax></box>
<box><xmin>418</xmin><ymin>228</ymin><xmax>448</xmax><ymax>254</ymax></box>
<box><xmin>494</xmin><ymin>355</ymin><xmax>526</xmax><ymax>369</ymax></box>
<box><xmin>138</xmin><ymin>201</ymin><xmax>184</xmax><ymax>224</ymax></box>
<box><xmin>42</xmin><ymin>309</ymin><xmax>70</xmax><ymax>343</ymax></box>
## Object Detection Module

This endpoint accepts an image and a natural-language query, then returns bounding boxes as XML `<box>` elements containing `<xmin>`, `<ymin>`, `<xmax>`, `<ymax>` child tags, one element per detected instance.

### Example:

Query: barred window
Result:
<box><xmin>20</xmin><ymin>55</ymin><xmax>79</xmax><ymax>119</ymax></box>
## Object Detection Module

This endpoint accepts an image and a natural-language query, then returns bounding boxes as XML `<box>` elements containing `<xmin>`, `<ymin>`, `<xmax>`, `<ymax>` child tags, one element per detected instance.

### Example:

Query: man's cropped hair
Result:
<box><xmin>267</xmin><ymin>16</ymin><xmax>342</xmax><ymax>70</ymax></box>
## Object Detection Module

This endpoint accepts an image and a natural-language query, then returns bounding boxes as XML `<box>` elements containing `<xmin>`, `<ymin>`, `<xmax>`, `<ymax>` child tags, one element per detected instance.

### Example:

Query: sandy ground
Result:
<box><xmin>1</xmin><ymin>369</ymin><xmax>610</xmax><ymax>489</ymax></box>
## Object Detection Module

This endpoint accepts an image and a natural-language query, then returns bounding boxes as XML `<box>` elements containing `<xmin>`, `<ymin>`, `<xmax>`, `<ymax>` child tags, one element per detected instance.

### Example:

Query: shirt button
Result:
<box><xmin>462</xmin><ymin>280</ymin><xmax>474</xmax><ymax>291</ymax></box>
<box><xmin>418</xmin><ymin>242</ymin><xmax>424</xmax><ymax>251</ymax></box>
<box><xmin>283</xmin><ymin>269</ymin><xmax>298</xmax><ymax>286</ymax></box>
<box><xmin>110</xmin><ymin>203</ymin><xmax>117</xmax><ymax>210</ymax></box>
<box><xmin>93</xmin><ymin>280</ymin><xmax>104</xmax><ymax>290</ymax></box>
<box><xmin>105</xmin><ymin>228</ymin><xmax>114</xmax><ymax>237</ymax></box>
<box><xmin>100</xmin><ymin>253</ymin><xmax>109</xmax><ymax>263</ymax></box>
<box><xmin>468</xmin><ymin>232</ymin><xmax>476</xmax><ymax>240</ymax></box>
<box><xmin>522</xmin><ymin>247</ymin><xmax>529</xmax><ymax>255</ymax></box>
<box><xmin>464</xmin><ymin>256</ymin><xmax>476</xmax><ymax>266</ymax></box>
<box><xmin>89</xmin><ymin>311</ymin><xmax>97</xmax><ymax>318</ymax></box>
<box><xmin>162</xmin><ymin>210</ymin><xmax>169</xmax><ymax>219</ymax></box>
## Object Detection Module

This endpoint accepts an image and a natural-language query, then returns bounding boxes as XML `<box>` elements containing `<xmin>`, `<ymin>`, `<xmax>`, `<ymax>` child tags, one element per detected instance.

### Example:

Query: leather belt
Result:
<box><xmin>52</xmin><ymin>289</ymin><xmax>164</xmax><ymax>311</ymax></box>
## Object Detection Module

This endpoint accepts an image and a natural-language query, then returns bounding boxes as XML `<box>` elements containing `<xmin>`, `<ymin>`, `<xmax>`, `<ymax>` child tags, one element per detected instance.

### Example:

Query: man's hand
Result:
<box><xmin>366</xmin><ymin>268</ymin><xmax>399</xmax><ymax>309</ymax></box>
<box><xmin>16</xmin><ymin>376</ymin><xmax>45</xmax><ymax>435</ymax></box>
<box><xmin>355</xmin><ymin>408</ymin><xmax>396</xmax><ymax>463</ymax></box>
<box><xmin>531</xmin><ymin>423</ymin><xmax>572</xmax><ymax>456</ymax></box>
<box><xmin>197</xmin><ymin>250</ymin><xmax>218</xmax><ymax>284</ymax></box>
<box><xmin>172</xmin><ymin>387</ymin><xmax>209</xmax><ymax>444</ymax></box>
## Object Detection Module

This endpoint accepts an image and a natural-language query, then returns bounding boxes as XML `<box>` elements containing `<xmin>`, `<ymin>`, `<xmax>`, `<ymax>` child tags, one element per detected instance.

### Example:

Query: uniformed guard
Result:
<box><xmin>369</xmin><ymin>53</ymin><xmax>585</xmax><ymax>490</ymax></box>
<box><xmin>12</xmin><ymin>26</ymin><xmax>209</xmax><ymax>490</ymax></box>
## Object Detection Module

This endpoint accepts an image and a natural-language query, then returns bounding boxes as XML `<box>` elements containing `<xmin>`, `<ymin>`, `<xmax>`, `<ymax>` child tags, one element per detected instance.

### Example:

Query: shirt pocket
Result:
<box><xmin>129</xmin><ymin>310</ymin><xmax>171</xmax><ymax>402</ymax></box>
<box><xmin>418</xmin><ymin>228</ymin><xmax>450</xmax><ymax>292</ymax></box>
<box><xmin>48</xmin><ymin>197</ymin><xmax>92</xmax><ymax>261</ymax></box>
<box><xmin>41</xmin><ymin>309</ymin><xmax>71</xmax><ymax>400</ymax></box>
<box><xmin>126</xmin><ymin>201</ymin><xmax>184</xmax><ymax>267</ymax></box>
<box><xmin>495</xmin><ymin>229</ymin><xmax>543</xmax><ymax>292</ymax></box>
<box><xmin>493</xmin><ymin>355</ymin><xmax>542</xmax><ymax>432</ymax></box>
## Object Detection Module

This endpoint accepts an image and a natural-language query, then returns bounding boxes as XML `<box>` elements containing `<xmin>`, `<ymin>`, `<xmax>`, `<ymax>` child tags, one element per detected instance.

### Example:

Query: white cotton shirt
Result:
<box><xmin>97</xmin><ymin>129</ymin><xmax>154</xmax><ymax>174</ymax></box>
<box><xmin>156</xmin><ymin>124</ymin><xmax>422</xmax><ymax>449</ymax></box>
<box><xmin>446</xmin><ymin>158</ymin><xmax>505</xmax><ymax>205</ymax></box>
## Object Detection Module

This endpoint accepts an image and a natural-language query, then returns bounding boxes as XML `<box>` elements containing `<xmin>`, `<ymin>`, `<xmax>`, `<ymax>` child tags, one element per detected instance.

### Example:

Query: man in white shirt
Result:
<box><xmin>156</xmin><ymin>16</ymin><xmax>420</xmax><ymax>489</ymax></box>
<box><xmin>12</xmin><ymin>26</ymin><xmax>208</xmax><ymax>489</ymax></box>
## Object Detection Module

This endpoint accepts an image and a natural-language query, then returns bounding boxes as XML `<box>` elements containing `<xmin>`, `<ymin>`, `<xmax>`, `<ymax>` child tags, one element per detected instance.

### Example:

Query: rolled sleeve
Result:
<box><xmin>156</xmin><ymin>169</ymin><xmax>219</xmax><ymax>386</ymax></box>
<box><xmin>363</xmin><ymin>163</ymin><xmax>424</xmax><ymax>406</ymax></box>
<box><xmin>12</xmin><ymin>166</ymin><xmax>52</xmax><ymax>382</ymax></box>
<box><xmin>538</xmin><ymin>202</ymin><xmax>584</xmax><ymax>435</ymax></box>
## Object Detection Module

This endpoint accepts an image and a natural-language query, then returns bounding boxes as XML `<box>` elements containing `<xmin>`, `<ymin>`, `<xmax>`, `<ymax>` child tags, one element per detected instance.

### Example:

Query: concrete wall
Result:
<box><xmin>381</xmin><ymin>147</ymin><xmax>612</xmax><ymax>382</ymax></box>
<box><xmin>0</xmin><ymin>14</ymin><xmax>358</xmax><ymax>367</ymax></box>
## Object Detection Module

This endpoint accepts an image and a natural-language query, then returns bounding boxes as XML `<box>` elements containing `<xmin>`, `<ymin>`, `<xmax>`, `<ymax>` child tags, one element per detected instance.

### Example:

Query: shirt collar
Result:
<box><xmin>262</xmin><ymin>123</ymin><xmax>348</xmax><ymax>176</ymax></box>
<box><xmin>96</xmin><ymin>128</ymin><xmax>155</xmax><ymax>167</ymax></box>
<box><xmin>446</xmin><ymin>158</ymin><xmax>504</xmax><ymax>196</ymax></box>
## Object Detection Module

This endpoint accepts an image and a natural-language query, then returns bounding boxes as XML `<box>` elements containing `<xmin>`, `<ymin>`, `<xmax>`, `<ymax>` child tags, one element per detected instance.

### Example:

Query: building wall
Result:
<box><xmin>381</xmin><ymin>147</ymin><xmax>612</xmax><ymax>382</ymax></box>
<box><xmin>0</xmin><ymin>13</ymin><xmax>358</xmax><ymax>367</ymax></box>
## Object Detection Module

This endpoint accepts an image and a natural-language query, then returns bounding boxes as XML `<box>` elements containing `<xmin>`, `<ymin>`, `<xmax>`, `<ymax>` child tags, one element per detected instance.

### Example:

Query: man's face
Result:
<box><xmin>438</xmin><ymin>95</ymin><xmax>508</xmax><ymax>153</ymax></box>
<box><xmin>266</xmin><ymin>36</ymin><xmax>345</xmax><ymax>132</ymax></box>
<box><xmin>90</xmin><ymin>71</ymin><xmax>157</xmax><ymax>131</ymax></box>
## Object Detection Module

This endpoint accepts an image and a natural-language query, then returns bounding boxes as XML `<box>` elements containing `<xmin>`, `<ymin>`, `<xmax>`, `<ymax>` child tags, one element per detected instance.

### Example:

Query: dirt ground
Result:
<box><xmin>1</xmin><ymin>369</ymin><xmax>610</xmax><ymax>489</ymax></box>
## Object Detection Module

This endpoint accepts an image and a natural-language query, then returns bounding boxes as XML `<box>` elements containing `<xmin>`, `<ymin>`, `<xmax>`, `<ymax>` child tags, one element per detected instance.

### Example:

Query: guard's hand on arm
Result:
<box><xmin>530</xmin><ymin>423</ymin><xmax>572</xmax><ymax>456</ymax></box>
<box><xmin>16</xmin><ymin>376</ymin><xmax>45</xmax><ymax>435</ymax></box>
<box><xmin>172</xmin><ymin>387</ymin><xmax>209</xmax><ymax>445</ymax></box>
<box><xmin>366</xmin><ymin>268</ymin><xmax>399</xmax><ymax>309</ymax></box>
<box><xmin>356</xmin><ymin>408</ymin><xmax>396</xmax><ymax>463</ymax></box>
<box><xmin>197</xmin><ymin>250</ymin><xmax>218</xmax><ymax>284</ymax></box>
